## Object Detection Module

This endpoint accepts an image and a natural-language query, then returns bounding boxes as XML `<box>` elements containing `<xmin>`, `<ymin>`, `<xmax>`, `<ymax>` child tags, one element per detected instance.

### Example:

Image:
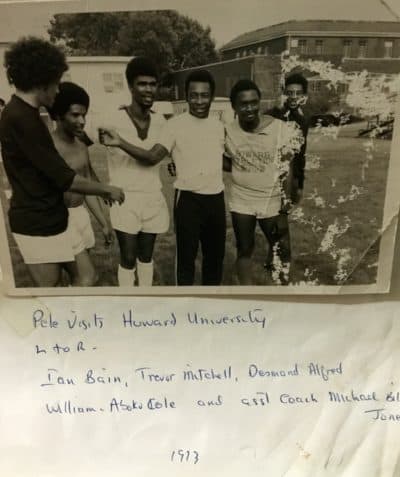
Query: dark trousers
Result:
<box><xmin>174</xmin><ymin>190</ymin><xmax>226</xmax><ymax>286</ymax></box>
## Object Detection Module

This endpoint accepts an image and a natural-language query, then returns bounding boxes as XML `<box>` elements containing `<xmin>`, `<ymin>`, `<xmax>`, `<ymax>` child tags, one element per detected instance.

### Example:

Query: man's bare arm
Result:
<box><xmin>87</xmin><ymin>158</ymin><xmax>101</xmax><ymax>183</ymax></box>
<box><xmin>69</xmin><ymin>175</ymin><xmax>124</xmax><ymax>205</ymax></box>
<box><xmin>100</xmin><ymin>128</ymin><xmax>168</xmax><ymax>166</ymax></box>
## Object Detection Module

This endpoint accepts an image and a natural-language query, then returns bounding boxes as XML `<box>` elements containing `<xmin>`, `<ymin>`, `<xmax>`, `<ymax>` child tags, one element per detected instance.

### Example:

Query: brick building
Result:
<box><xmin>220</xmin><ymin>20</ymin><xmax>400</xmax><ymax>63</ymax></box>
<box><xmin>171</xmin><ymin>20</ymin><xmax>400</xmax><ymax>113</ymax></box>
<box><xmin>171</xmin><ymin>55</ymin><xmax>282</xmax><ymax>111</ymax></box>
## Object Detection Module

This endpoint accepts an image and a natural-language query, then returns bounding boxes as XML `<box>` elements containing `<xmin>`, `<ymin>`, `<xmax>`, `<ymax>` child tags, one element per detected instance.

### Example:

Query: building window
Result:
<box><xmin>236</xmin><ymin>51</ymin><xmax>240</xmax><ymax>58</ymax></box>
<box><xmin>358</xmin><ymin>40</ymin><xmax>367</xmax><ymax>58</ymax></box>
<box><xmin>337</xmin><ymin>82</ymin><xmax>348</xmax><ymax>95</ymax></box>
<box><xmin>315</xmin><ymin>40</ymin><xmax>323</xmax><ymax>55</ymax></box>
<box><xmin>257</xmin><ymin>46</ymin><xmax>262</xmax><ymax>54</ymax></box>
<box><xmin>264</xmin><ymin>45</ymin><xmax>269</xmax><ymax>55</ymax></box>
<box><xmin>299</xmin><ymin>39</ymin><xmax>307</xmax><ymax>54</ymax></box>
<box><xmin>290</xmin><ymin>39</ymin><xmax>298</xmax><ymax>48</ymax></box>
<box><xmin>103</xmin><ymin>72</ymin><xmax>124</xmax><ymax>93</ymax></box>
<box><xmin>384</xmin><ymin>40</ymin><xmax>394</xmax><ymax>58</ymax></box>
<box><xmin>242</xmin><ymin>49</ymin><xmax>247</xmax><ymax>57</ymax></box>
<box><xmin>311</xmin><ymin>81</ymin><xmax>322</xmax><ymax>93</ymax></box>
<box><xmin>343</xmin><ymin>40</ymin><xmax>352</xmax><ymax>57</ymax></box>
<box><xmin>113</xmin><ymin>73</ymin><xmax>124</xmax><ymax>90</ymax></box>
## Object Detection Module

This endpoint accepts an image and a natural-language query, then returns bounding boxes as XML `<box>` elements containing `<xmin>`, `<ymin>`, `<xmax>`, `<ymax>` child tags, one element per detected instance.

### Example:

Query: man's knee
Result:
<box><xmin>28</xmin><ymin>264</ymin><xmax>61</xmax><ymax>287</ymax></box>
<box><xmin>237</xmin><ymin>242</ymin><xmax>254</xmax><ymax>259</ymax></box>
<box><xmin>120</xmin><ymin>251</ymin><xmax>136</xmax><ymax>270</ymax></box>
<box><xmin>137</xmin><ymin>245</ymin><xmax>154</xmax><ymax>263</ymax></box>
<box><xmin>74</xmin><ymin>270</ymin><xmax>98</xmax><ymax>287</ymax></box>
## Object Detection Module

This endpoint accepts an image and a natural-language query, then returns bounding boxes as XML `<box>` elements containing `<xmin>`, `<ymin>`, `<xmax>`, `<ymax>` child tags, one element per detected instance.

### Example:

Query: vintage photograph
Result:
<box><xmin>0</xmin><ymin>0</ymin><xmax>399</xmax><ymax>294</ymax></box>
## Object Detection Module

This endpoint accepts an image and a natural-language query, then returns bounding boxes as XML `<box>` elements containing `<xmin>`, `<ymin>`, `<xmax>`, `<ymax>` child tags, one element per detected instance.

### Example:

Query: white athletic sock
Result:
<box><xmin>137</xmin><ymin>260</ymin><xmax>153</xmax><ymax>287</ymax></box>
<box><xmin>118</xmin><ymin>265</ymin><xmax>135</xmax><ymax>287</ymax></box>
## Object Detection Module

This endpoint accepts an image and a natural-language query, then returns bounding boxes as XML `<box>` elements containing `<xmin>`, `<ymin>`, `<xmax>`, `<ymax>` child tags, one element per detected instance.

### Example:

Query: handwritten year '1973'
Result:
<box><xmin>171</xmin><ymin>449</ymin><xmax>199</xmax><ymax>464</ymax></box>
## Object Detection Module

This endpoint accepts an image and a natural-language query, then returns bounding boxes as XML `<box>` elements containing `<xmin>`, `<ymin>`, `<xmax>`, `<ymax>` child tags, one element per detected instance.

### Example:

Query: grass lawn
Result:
<box><xmin>1</xmin><ymin>123</ymin><xmax>391</xmax><ymax>288</ymax></box>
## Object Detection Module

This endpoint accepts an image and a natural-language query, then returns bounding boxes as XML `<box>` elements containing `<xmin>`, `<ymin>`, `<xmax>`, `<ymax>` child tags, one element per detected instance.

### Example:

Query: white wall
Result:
<box><xmin>0</xmin><ymin>55</ymin><xmax>132</xmax><ymax>123</ymax></box>
<box><xmin>64</xmin><ymin>58</ymin><xmax>132</xmax><ymax>133</ymax></box>
<box><xmin>0</xmin><ymin>44</ymin><xmax>13</xmax><ymax>102</ymax></box>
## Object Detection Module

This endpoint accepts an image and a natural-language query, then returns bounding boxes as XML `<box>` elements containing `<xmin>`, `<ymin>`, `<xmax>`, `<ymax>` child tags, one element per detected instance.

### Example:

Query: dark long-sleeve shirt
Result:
<box><xmin>0</xmin><ymin>95</ymin><xmax>76</xmax><ymax>236</ymax></box>
<box><xmin>268</xmin><ymin>105</ymin><xmax>309</xmax><ymax>190</ymax></box>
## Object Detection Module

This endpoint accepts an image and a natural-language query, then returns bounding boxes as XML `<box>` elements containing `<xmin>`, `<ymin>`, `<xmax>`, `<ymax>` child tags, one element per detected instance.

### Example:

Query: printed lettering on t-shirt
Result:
<box><xmin>234</xmin><ymin>145</ymin><xmax>273</xmax><ymax>172</ymax></box>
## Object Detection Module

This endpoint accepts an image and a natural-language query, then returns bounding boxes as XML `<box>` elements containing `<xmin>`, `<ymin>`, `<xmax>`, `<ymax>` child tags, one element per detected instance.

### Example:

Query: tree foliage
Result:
<box><xmin>48</xmin><ymin>10</ymin><xmax>219</xmax><ymax>74</ymax></box>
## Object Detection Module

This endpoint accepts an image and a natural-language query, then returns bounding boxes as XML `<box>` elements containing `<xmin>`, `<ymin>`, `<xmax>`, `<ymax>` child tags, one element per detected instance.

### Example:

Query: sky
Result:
<box><xmin>0</xmin><ymin>0</ymin><xmax>399</xmax><ymax>47</ymax></box>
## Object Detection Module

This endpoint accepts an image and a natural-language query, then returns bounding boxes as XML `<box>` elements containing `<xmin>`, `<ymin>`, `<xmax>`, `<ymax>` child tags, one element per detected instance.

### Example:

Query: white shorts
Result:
<box><xmin>13</xmin><ymin>229</ymin><xmax>75</xmax><ymax>265</ymax></box>
<box><xmin>110</xmin><ymin>191</ymin><xmax>169</xmax><ymax>235</ymax></box>
<box><xmin>229</xmin><ymin>185</ymin><xmax>281</xmax><ymax>219</ymax></box>
<box><xmin>67</xmin><ymin>205</ymin><xmax>95</xmax><ymax>255</ymax></box>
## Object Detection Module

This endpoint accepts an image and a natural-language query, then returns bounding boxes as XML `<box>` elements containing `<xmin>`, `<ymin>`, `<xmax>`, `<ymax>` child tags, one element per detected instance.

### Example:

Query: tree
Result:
<box><xmin>48</xmin><ymin>10</ymin><xmax>219</xmax><ymax>74</ymax></box>
<box><xmin>48</xmin><ymin>12</ymin><xmax>125</xmax><ymax>55</ymax></box>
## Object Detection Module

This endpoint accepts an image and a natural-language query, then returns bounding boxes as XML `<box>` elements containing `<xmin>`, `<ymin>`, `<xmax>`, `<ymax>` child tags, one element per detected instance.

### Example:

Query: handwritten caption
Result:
<box><xmin>31</xmin><ymin>308</ymin><xmax>400</xmax><ymax>424</ymax></box>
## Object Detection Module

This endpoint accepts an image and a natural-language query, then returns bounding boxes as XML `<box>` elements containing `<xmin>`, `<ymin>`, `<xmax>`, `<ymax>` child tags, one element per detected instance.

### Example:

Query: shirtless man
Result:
<box><xmin>49</xmin><ymin>82</ymin><xmax>113</xmax><ymax>286</ymax></box>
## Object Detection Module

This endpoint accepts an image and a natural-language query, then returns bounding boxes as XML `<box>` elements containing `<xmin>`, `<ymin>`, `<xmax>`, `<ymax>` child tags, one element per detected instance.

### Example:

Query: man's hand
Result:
<box><xmin>167</xmin><ymin>161</ymin><xmax>176</xmax><ymax>177</ymax></box>
<box><xmin>98</xmin><ymin>128</ymin><xmax>121</xmax><ymax>147</ymax></box>
<box><xmin>103</xmin><ymin>185</ymin><xmax>125</xmax><ymax>206</ymax></box>
<box><xmin>101</xmin><ymin>224</ymin><xmax>114</xmax><ymax>247</ymax></box>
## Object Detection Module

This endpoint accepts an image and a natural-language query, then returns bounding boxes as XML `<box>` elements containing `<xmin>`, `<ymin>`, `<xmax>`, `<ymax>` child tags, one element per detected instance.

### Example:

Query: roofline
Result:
<box><xmin>67</xmin><ymin>56</ymin><xmax>132</xmax><ymax>63</ymax></box>
<box><xmin>221</xmin><ymin>30</ymin><xmax>400</xmax><ymax>52</ymax></box>
<box><xmin>172</xmin><ymin>55</ymin><xmax>267</xmax><ymax>73</ymax></box>
<box><xmin>343</xmin><ymin>57</ymin><xmax>400</xmax><ymax>61</ymax></box>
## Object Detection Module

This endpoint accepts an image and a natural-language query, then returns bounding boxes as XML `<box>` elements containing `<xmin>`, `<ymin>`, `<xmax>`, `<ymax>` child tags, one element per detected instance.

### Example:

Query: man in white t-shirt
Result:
<box><xmin>99</xmin><ymin>57</ymin><xmax>169</xmax><ymax>287</ymax></box>
<box><xmin>100</xmin><ymin>70</ymin><xmax>226</xmax><ymax>286</ymax></box>
<box><xmin>224</xmin><ymin>79</ymin><xmax>303</xmax><ymax>285</ymax></box>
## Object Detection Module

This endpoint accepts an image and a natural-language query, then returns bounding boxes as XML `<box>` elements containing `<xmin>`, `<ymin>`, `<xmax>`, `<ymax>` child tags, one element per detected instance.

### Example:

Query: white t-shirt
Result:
<box><xmin>157</xmin><ymin>112</ymin><xmax>224</xmax><ymax>195</ymax></box>
<box><xmin>225</xmin><ymin>116</ymin><xmax>302</xmax><ymax>199</ymax></box>
<box><xmin>99</xmin><ymin>108</ymin><xmax>166</xmax><ymax>193</ymax></box>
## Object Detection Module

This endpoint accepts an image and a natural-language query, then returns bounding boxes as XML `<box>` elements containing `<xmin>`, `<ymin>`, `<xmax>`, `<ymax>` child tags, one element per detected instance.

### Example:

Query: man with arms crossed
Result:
<box><xmin>224</xmin><ymin>80</ymin><xmax>301</xmax><ymax>285</ymax></box>
<box><xmin>265</xmin><ymin>73</ymin><xmax>309</xmax><ymax>271</ymax></box>
<box><xmin>269</xmin><ymin>73</ymin><xmax>309</xmax><ymax>203</ymax></box>
<box><xmin>100</xmin><ymin>70</ymin><xmax>225</xmax><ymax>286</ymax></box>
<box><xmin>0</xmin><ymin>37</ymin><xmax>124</xmax><ymax>287</ymax></box>
<box><xmin>49</xmin><ymin>82</ymin><xmax>113</xmax><ymax>286</ymax></box>
<box><xmin>99</xmin><ymin>57</ymin><xmax>168</xmax><ymax>287</ymax></box>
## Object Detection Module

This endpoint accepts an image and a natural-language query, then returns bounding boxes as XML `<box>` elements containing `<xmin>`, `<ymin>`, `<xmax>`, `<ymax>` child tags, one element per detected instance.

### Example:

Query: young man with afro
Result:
<box><xmin>98</xmin><ymin>57</ymin><xmax>169</xmax><ymax>287</ymax></box>
<box><xmin>269</xmin><ymin>73</ymin><xmax>309</xmax><ymax>204</ymax></box>
<box><xmin>0</xmin><ymin>37</ymin><xmax>124</xmax><ymax>287</ymax></box>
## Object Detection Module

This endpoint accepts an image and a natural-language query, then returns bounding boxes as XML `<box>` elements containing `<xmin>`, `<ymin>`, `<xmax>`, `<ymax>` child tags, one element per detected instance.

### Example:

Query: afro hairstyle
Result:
<box><xmin>4</xmin><ymin>37</ymin><xmax>68</xmax><ymax>91</ymax></box>
<box><xmin>48</xmin><ymin>82</ymin><xmax>89</xmax><ymax>120</ymax></box>
<box><xmin>284</xmin><ymin>73</ymin><xmax>308</xmax><ymax>94</ymax></box>
<box><xmin>125</xmin><ymin>57</ymin><xmax>159</xmax><ymax>86</ymax></box>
